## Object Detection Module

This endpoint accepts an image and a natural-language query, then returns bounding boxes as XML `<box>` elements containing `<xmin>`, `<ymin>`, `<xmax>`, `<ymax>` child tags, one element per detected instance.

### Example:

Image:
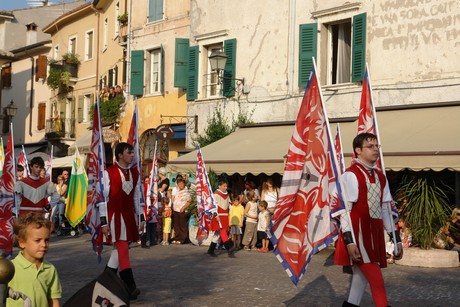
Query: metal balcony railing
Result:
<box><xmin>45</xmin><ymin>117</ymin><xmax>75</xmax><ymax>139</ymax></box>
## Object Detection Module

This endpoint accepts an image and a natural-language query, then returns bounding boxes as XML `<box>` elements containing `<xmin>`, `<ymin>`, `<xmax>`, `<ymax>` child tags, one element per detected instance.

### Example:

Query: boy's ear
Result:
<box><xmin>18</xmin><ymin>239</ymin><xmax>26</xmax><ymax>249</ymax></box>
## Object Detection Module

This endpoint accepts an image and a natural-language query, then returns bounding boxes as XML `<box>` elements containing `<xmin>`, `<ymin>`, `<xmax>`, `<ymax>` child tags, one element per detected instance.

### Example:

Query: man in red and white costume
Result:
<box><xmin>335</xmin><ymin>133</ymin><xmax>402</xmax><ymax>307</ymax></box>
<box><xmin>100</xmin><ymin>142</ymin><xmax>144</xmax><ymax>300</ymax></box>
<box><xmin>207</xmin><ymin>178</ymin><xmax>235</xmax><ymax>257</ymax></box>
<box><xmin>14</xmin><ymin>157</ymin><xmax>59</xmax><ymax>217</ymax></box>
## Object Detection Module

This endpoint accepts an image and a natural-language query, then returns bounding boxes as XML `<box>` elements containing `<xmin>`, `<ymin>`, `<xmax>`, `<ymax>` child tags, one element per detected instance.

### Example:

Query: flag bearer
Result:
<box><xmin>335</xmin><ymin>133</ymin><xmax>403</xmax><ymax>307</ymax></box>
<box><xmin>100</xmin><ymin>142</ymin><xmax>145</xmax><ymax>300</ymax></box>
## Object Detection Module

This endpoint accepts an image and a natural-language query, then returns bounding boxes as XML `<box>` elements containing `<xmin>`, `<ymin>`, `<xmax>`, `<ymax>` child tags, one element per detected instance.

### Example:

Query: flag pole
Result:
<box><xmin>312</xmin><ymin>58</ymin><xmax>357</xmax><ymax>245</ymax></box>
<box><xmin>365</xmin><ymin>63</ymin><xmax>398</xmax><ymax>255</ymax></box>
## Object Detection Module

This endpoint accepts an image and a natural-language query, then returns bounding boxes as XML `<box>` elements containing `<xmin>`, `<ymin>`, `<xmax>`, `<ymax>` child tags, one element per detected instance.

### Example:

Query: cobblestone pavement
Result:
<box><xmin>33</xmin><ymin>234</ymin><xmax>459</xmax><ymax>306</ymax></box>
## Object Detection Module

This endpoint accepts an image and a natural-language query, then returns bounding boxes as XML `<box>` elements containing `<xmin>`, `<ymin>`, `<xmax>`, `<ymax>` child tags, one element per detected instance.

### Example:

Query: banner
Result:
<box><xmin>270</xmin><ymin>63</ymin><xmax>345</xmax><ymax>285</ymax></box>
<box><xmin>66</xmin><ymin>147</ymin><xmax>88</xmax><ymax>227</ymax></box>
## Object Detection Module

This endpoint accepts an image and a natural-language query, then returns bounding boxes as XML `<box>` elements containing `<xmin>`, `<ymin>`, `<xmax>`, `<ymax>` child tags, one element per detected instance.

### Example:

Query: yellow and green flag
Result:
<box><xmin>65</xmin><ymin>147</ymin><xmax>88</xmax><ymax>227</ymax></box>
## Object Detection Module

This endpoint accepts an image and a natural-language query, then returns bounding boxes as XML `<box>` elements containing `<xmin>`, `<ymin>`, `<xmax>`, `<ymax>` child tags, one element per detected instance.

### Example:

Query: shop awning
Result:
<box><xmin>167</xmin><ymin>105</ymin><xmax>460</xmax><ymax>175</ymax></box>
<box><xmin>68</xmin><ymin>130</ymin><xmax>92</xmax><ymax>155</ymax></box>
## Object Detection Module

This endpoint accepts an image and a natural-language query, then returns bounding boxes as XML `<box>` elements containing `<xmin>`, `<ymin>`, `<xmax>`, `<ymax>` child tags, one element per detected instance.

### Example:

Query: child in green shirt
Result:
<box><xmin>7</xmin><ymin>212</ymin><xmax>62</xmax><ymax>307</ymax></box>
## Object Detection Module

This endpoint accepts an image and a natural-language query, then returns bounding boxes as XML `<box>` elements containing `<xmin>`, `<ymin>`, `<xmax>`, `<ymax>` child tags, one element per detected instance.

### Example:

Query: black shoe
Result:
<box><xmin>228</xmin><ymin>250</ymin><xmax>236</xmax><ymax>258</ymax></box>
<box><xmin>207</xmin><ymin>242</ymin><xmax>217</xmax><ymax>257</ymax></box>
<box><xmin>141</xmin><ymin>244</ymin><xmax>150</xmax><ymax>249</ymax></box>
<box><xmin>342</xmin><ymin>301</ymin><xmax>359</xmax><ymax>307</ymax></box>
<box><xmin>119</xmin><ymin>268</ymin><xmax>141</xmax><ymax>300</ymax></box>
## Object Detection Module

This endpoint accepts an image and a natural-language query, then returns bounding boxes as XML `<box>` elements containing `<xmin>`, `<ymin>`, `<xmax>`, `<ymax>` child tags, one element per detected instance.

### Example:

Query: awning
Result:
<box><xmin>167</xmin><ymin>105</ymin><xmax>460</xmax><ymax>175</ymax></box>
<box><xmin>51</xmin><ymin>156</ymin><xmax>75</xmax><ymax>168</ymax></box>
<box><xmin>68</xmin><ymin>130</ymin><xmax>92</xmax><ymax>155</ymax></box>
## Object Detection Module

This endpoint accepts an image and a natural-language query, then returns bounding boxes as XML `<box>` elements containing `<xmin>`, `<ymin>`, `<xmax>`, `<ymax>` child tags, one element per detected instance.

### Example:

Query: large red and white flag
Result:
<box><xmin>357</xmin><ymin>67</ymin><xmax>383</xmax><ymax>170</ymax></box>
<box><xmin>86</xmin><ymin>96</ymin><xmax>107</xmax><ymax>262</ymax></box>
<box><xmin>17</xmin><ymin>145</ymin><xmax>30</xmax><ymax>178</ymax></box>
<box><xmin>127</xmin><ymin>99</ymin><xmax>145</xmax><ymax>222</ymax></box>
<box><xmin>195</xmin><ymin>146</ymin><xmax>216</xmax><ymax>244</ymax></box>
<box><xmin>0</xmin><ymin>124</ymin><xmax>16</xmax><ymax>255</ymax></box>
<box><xmin>269</xmin><ymin>63</ymin><xmax>346</xmax><ymax>285</ymax></box>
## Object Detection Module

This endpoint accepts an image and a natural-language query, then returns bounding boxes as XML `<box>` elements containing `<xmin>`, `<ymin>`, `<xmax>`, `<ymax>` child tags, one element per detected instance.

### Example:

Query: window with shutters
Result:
<box><xmin>85</xmin><ymin>30</ymin><xmax>94</xmax><ymax>60</ymax></box>
<box><xmin>327</xmin><ymin>20</ymin><xmax>352</xmax><ymax>85</ymax></box>
<box><xmin>147</xmin><ymin>48</ymin><xmax>162</xmax><ymax>95</ymax></box>
<box><xmin>103</xmin><ymin>17</ymin><xmax>108</xmax><ymax>51</ymax></box>
<box><xmin>311</xmin><ymin>6</ymin><xmax>366</xmax><ymax>85</ymax></box>
<box><xmin>203</xmin><ymin>44</ymin><xmax>223</xmax><ymax>98</ymax></box>
<box><xmin>36</xmin><ymin>55</ymin><xmax>47</xmax><ymax>81</ymax></box>
<box><xmin>148</xmin><ymin>0</ymin><xmax>163</xmax><ymax>23</ymax></box>
<box><xmin>130</xmin><ymin>50</ymin><xmax>144</xmax><ymax>96</ymax></box>
<box><xmin>38</xmin><ymin>103</ymin><xmax>46</xmax><ymax>130</ymax></box>
<box><xmin>53</xmin><ymin>45</ymin><xmax>59</xmax><ymax>60</ymax></box>
<box><xmin>69</xmin><ymin>36</ymin><xmax>77</xmax><ymax>54</ymax></box>
<box><xmin>115</xmin><ymin>1</ymin><xmax>120</xmax><ymax>37</ymax></box>
<box><xmin>1</xmin><ymin>65</ymin><xmax>12</xmax><ymax>88</ymax></box>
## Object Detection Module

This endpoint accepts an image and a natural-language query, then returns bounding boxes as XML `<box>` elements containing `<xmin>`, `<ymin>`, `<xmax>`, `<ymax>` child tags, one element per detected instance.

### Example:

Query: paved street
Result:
<box><xmin>22</xmin><ymin>233</ymin><xmax>459</xmax><ymax>306</ymax></box>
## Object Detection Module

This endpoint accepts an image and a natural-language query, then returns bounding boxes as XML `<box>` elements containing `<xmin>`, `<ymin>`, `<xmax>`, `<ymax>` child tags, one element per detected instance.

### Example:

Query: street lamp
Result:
<box><xmin>5</xmin><ymin>100</ymin><xmax>17</xmax><ymax>118</ymax></box>
<box><xmin>2</xmin><ymin>100</ymin><xmax>18</xmax><ymax>134</ymax></box>
<box><xmin>208</xmin><ymin>49</ymin><xmax>247</xmax><ymax>93</ymax></box>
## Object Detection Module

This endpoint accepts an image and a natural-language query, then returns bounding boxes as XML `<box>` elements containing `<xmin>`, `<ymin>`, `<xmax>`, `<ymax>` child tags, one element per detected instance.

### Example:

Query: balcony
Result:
<box><xmin>118</xmin><ymin>24</ymin><xmax>128</xmax><ymax>46</ymax></box>
<box><xmin>49</xmin><ymin>61</ymin><xmax>78</xmax><ymax>79</ymax></box>
<box><xmin>45</xmin><ymin>117</ymin><xmax>75</xmax><ymax>140</ymax></box>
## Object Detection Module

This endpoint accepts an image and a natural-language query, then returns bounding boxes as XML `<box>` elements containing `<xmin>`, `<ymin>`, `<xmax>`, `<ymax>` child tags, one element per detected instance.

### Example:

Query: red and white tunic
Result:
<box><xmin>101</xmin><ymin>163</ymin><xmax>142</xmax><ymax>242</ymax></box>
<box><xmin>14</xmin><ymin>175</ymin><xmax>59</xmax><ymax>216</ymax></box>
<box><xmin>335</xmin><ymin>162</ymin><xmax>392</xmax><ymax>267</ymax></box>
<box><xmin>210</xmin><ymin>190</ymin><xmax>230</xmax><ymax>231</ymax></box>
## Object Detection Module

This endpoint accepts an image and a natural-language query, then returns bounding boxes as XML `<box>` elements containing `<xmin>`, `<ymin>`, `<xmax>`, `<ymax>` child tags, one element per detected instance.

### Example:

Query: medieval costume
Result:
<box><xmin>15</xmin><ymin>174</ymin><xmax>59</xmax><ymax>216</ymax></box>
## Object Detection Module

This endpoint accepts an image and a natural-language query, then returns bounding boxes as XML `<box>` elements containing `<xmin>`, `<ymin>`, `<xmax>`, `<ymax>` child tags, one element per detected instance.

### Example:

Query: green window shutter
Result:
<box><xmin>78</xmin><ymin>95</ymin><xmax>84</xmax><ymax>123</ymax></box>
<box><xmin>108</xmin><ymin>69</ymin><xmax>113</xmax><ymax>87</ymax></box>
<box><xmin>298</xmin><ymin>23</ymin><xmax>317</xmax><ymax>88</ymax></box>
<box><xmin>160</xmin><ymin>45</ymin><xmax>165</xmax><ymax>95</ymax></box>
<box><xmin>186</xmin><ymin>46</ymin><xmax>199</xmax><ymax>101</ymax></box>
<box><xmin>114</xmin><ymin>65</ymin><xmax>118</xmax><ymax>86</ymax></box>
<box><xmin>130</xmin><ymin>50</ymin><xmax>144</xmax><ymax>96</ymax></box>
<box><xmin>223</xmin><ymin>39</ymin><xmax>237</xmax><ymax>97</ymax></box>
<box><xmin>174</xmin><ymin>38</ymin><xmax>189</xmax><ymax>88</ymax></box>
<box><xmin>352</xmin><ymin>13</ymin><xmax>367</xmax><ymax>82</ymax></box>
<box><xmin>148</xmin><ymin>0</ymin><xmax>163</xmax><ymax>23</ymax></box>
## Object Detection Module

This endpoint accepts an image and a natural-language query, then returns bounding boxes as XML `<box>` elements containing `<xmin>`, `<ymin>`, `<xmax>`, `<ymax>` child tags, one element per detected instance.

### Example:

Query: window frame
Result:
<box><xmin>68</xmin><ymin>36</ymin><xmax>77</xmax><ymax>55</ymax></box>
<box><xmin>85</xmin><ymin>30</ymin><xmax>94</xmax><ymax>61</ymax></box>
<box><xmin>147</xmin><ymin>47</ymin><xmax>162</xmax><ymax>95</ymax></box>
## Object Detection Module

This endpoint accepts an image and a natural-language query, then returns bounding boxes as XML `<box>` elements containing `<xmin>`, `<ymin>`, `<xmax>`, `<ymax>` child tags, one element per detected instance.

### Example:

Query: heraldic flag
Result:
<box><xmin>269</xmin><ymin>63</ymin><xmax>346</xmax><ymax>285</ymax></box>
<box><xmin>86</xmin><ymin>96</ymin><xmax>107</xmax><ymax>262</ymax></box>
<box><xmin>195</xmin><ymin>146</ymin><xmax>216</xmax><ymax>244</ymax></box>
<box><xmin>0</xmin><ymin>125</ymin><xmax>15</xmax><ymax>255</ymax></box>
<box><xmin>66</xmin><ymin>147</ymin><xmax>88</xmax><ymax>227</ymax></box>
<box><xmin>0</xmin><ymin>138</ymin><xmax>4</xmax><ymax>177</ymax></box>
<box><xmin>127</xmin><ymin>99</ymin><xmax>145</xmax><ymax>221</ymax></box>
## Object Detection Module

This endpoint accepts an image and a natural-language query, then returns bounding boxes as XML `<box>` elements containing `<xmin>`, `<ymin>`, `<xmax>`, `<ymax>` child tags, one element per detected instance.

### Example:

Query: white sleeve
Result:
<box><xmin>98</xmin><ymin>170</ymin><xmax>110</xmax><ymax>217</ymax></box>
<box><xmin>339</xmin><ymin>171</ymin><xmax>359</xmax><ymax>233</ymax></box>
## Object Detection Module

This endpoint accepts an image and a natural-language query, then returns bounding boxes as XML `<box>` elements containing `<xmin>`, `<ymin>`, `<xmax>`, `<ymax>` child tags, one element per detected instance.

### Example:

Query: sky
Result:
<box><xmin>0</xmin><ymin>0</ymin><xmax>80</xmax><ymax>11</ymax></box>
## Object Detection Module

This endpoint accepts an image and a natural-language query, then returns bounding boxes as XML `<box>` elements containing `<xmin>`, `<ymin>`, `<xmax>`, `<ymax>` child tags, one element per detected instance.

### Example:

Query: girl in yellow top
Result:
<box><xmin>229</xmin><ymin>193</ymin><xmax>245</xmax><ymax>252</ymax></box>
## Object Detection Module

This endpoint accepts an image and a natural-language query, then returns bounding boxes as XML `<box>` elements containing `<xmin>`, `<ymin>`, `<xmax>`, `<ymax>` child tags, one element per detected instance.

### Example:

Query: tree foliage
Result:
<box><xmin>193</xmin><ymin>103</ymin><xmax>253</xmax><ymax>148</ymax></box>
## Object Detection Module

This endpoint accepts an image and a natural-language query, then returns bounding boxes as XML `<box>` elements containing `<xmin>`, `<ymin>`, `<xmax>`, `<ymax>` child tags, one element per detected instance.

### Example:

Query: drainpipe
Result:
<box><xmin>91</xmin><ymin>4</ymin><xmax>100</xmax><ymax>91</ymax></box>
<box><xmin>288</xmin><ymin>0</ymin><xmax>296</xmax><ymax>96</ymax></box>
<box><xmin>125</xmin><ymin>0</ymin><xmax>132</xmax><ymax>98</ymax></box>
<box><xmin>29</xmin><ymin>56</ymin><xmax>34</xmax><ymax>137</ymax></box>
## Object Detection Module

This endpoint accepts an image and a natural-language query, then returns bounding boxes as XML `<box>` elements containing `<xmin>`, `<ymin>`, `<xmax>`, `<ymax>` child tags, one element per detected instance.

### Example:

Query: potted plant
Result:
<box><xmin>397</xmin><ymin>175</ymin><xmax>452</xmax><ymax>249</ymax></box>
<box><xmin>62</xmin><ymin>53</ymin><xmax>80</xmax><ymax>65</ymax></box>
<box><xmin>46</xmin><ymin>69</ymin><xmax>62</xmax><ymax>90</ymax></box>
<box><xmin>117</xmin><ymin>13</ymin><xmax>128</xmax><ymax>25</ymax></box>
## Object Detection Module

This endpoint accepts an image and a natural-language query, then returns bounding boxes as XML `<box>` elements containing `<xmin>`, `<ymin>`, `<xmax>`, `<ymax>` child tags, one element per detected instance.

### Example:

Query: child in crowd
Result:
<box><xmin>257</xmin><ymin>200</ymin><xmax>271</xmax><ymax>252</ymax></box>
<box><xmin>162</xmin><ymin>196</ymin><xmax>172</xmax><ymax>245</ymax></box>
<box><xmin>398</xmin><ymin>217</ymin><xmax>412</xmax><ymax>248</ymax></box>
<box><xmin>229</xmin><ymin>193</ymin><xmax>245</xmax><ymax>251</ymax></box>
<box><xmin>242</xmin><ymin>190</ymin><xmax>259</xmax><ymax>251</ymax></box>
<box><xmin>7</xmin><ymin>212</ymin><xmax>62</xmax><ymax>307</ymax></box>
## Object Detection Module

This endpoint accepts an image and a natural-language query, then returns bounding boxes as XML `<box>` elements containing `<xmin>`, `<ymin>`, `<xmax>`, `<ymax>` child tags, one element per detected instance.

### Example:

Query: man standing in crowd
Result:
<box><xmin>14</xmin><ymin>157</ymin><xmax>59</xmax><ymax>217</ymax></box>
<box><xmin>100</xmin><ymin>142</ymin><xmax>144</xmax><ymax>300</ymax></box>
<box><xmin>335</xmin><ymin>133</ymin><xmax>402</xmax><ymax>307</ymax></box>
<box><xmin>171</xmin><ymin>178</ymin><xmax>191</xmax><ymax>244</ymax></box>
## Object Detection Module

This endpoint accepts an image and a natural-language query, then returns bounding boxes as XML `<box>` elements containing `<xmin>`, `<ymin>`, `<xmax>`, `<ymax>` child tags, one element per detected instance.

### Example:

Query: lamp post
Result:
<box><xmin>208</xmin><ymin>50</ymin><xmax>246</xmax><ymax>91</ymax></box>
<box><xmin>5</xmin><ymin>100</ymin><xmax>17</xmax><ymax>132</ymax></box>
